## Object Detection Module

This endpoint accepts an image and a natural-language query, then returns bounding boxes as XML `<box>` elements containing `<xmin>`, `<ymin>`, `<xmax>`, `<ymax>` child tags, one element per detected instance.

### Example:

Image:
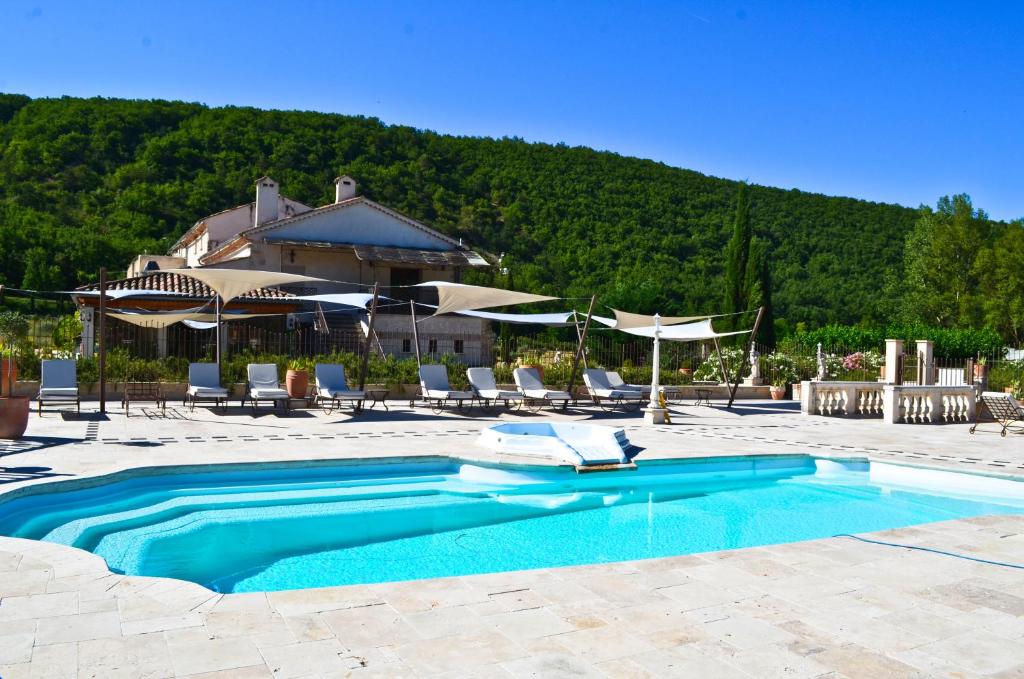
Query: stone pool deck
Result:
<box><xmin>0</xmin><ymin>399</ymin><xmax>1022</xmax><ymax>677</ymax></box>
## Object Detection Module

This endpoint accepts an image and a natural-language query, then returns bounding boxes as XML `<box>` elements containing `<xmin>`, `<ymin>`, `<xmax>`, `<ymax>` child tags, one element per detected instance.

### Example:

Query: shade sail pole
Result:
<box><xmin>215</xmin><ymin>294</ymin><xmax>222</xmax><ymax>381</ymax></box>
<box><xmin>98</xmin><ymin>267</ymin><xmax>107</xmax><ymax>415</ymax></box>
<box><xmin>358</xmin><ymin>283</ymin><xmax>380</xmax><ymax>390</ymax></box>
<box><xmin>648</xmin><ymin>314</ymin><xmax>662</xmax><ymax>411</ymax></box>
<box><xmin>565</xmin><ymin>295</ymin><xmax>596</xmax><ymax>397</ymax></box>
<box><xmin>409</xmin><ymin>299</ymin><xmax>422</xmax><ymax>368</ymax></box>
<box><xmin>727</xmin><ymin>306</ymin><xmax>766</xmax><ymax>408</ymax></box>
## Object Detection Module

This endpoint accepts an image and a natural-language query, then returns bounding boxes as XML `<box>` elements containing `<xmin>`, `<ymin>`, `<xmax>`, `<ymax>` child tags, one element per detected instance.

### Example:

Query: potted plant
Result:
<box><xmin>973</xmin><ymin>356</ymin><xmax>988</xmax><ymax>380</ymax></box>
<box><xmin>286</xmin><ymin>358</ymin><xmax>312</xmax><ymax>398</ymax></box>
<box><xmin>769</xmin><ymin>376</ymin><xmax>787</xmax><ymax>400</ymax></box>
<box><xmin>0</xmin><ymin>311</ymin><xmax>31</xmax><ymax>439</ymax></box>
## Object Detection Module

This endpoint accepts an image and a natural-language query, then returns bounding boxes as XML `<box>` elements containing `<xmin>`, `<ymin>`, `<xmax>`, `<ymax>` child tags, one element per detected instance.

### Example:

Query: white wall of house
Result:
<box><xmin>261</xmin><ymin>203</ymin><xmax>454</xmax><ymax>250</ymax></box>
<box><xmin>170</xmin><ymin>195</ymin><xmax>311</xmax><ymax>263</ymax></box>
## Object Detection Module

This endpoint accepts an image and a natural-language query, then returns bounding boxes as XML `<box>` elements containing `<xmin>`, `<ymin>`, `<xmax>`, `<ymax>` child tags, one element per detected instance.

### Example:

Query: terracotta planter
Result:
<box><xmin>0</xmin><ymin>361</ymin><xmax>17</xmax><ymax>397</ymax></box>
<box><xmin>769</xmin><ymin>386</ymin><xmax>786</xmax><ymax>400</ymax></box>
<box><xmin>285</xmin><ymin>370</ymin><xmax>309</xmax><ymax>398</ymax></box>
<box><xmin>521</xmin><ymin>364</ymin><xmax>544</xmax><ymax>381</ymax></box>
<box><xmin>973</xmin><ymin>364</ymin><xmax>989</xmax><ymax>380</ymax></box>
<box><xmin>0</xmin><ymin>397</ymin><xmax>30</xmax><ymax>439</ymax></box>
<box><xmin>679</xmin><ymin>368</ymin><xmax>692</xmax><ymax>376</ymax></box>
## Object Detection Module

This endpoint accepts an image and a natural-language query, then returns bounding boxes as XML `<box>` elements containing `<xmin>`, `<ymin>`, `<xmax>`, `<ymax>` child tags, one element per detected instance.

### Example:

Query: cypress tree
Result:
<box><xmin>723</xmin><ymin>183</ymin><xmax>752</xmax><ymax>318</ymax></box>
<box><xmin>744</xmin><ymin>237</ymin><xmax>776</xmax><ymax>347</ymax></box>
<box><xmin>723</xmin><ymin>184</ymin><xmax>775</xmax><ymax>346</ymax></box>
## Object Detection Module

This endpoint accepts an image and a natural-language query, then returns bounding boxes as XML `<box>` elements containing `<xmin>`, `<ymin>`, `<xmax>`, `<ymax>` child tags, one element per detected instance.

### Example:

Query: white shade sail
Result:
<box><xmin>291</xmin><ymin>293</ymin><xmax>376</xmax><ymax>308</ymax></box>
<box><xmin>69</xmin><ymin>289</ymin><xmax>190</xmax><ymax>299</ymax></box>
<box><xmin>416</xmin><ymin>281</ymin><xmax>557</xmax><ymax>316</ymax></box>
<box><xmin>109</xmin><ymin>311</ymin><xmax>278</xmax><ymax>328</ymax></box>
<box><xmin>454</xmin><ymin>309</ymin><xmax>575</xmax><ymax>325</ymax></box>
<box><xmin>610</xmin><ymin>309</ymin><xmax>712</xmax><ymax>329</ymax></box>
<box><xmin>163</xmin><ymin>268</ymin><xmax>326</xmax><ymax>303</ymax></box>
<box><xmin>614</xmin><ymin>318</ymin><xmax>749</xmax><ymax>341</ymax></box>
<box><xmin>182</xmin><ymin>320</ymin><xmax>218</xmax><ymax>330</ymax></box>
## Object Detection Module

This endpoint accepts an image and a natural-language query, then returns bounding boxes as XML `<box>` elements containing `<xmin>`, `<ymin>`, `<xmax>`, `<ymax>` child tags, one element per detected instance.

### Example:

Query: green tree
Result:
<box><xmin>976</xmin><ymin>221</ymin><xmax>1024</xmax><ymax>345</ymax></box>
<box><xmin>21</xmin><ymin>247</ymin><xmax>62</xmax><ymax>291</ymax></box>
<box><xmin>901</xmin><ymin>195</ymin><xmax>991</xmax><ymax>327</ymax></box>
<box><xmin>723</xmin><ymin>183</ymin><xmax>752</xmax><ymax>318</ymax></box>
<box><xmin>744</xmin><ymin>237</ymin><xmax>775</xmax><ymax>346</ymax></box>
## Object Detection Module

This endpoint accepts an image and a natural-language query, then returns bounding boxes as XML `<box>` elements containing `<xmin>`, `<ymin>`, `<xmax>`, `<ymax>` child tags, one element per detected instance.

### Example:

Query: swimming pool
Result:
<box><xmin>0</xmin><ymin>456</ymin><xmax>1020</xmax><ymax>592</ymax></box>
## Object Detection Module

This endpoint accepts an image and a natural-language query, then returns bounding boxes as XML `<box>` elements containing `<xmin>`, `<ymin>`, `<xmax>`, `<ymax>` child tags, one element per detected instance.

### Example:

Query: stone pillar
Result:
<box><xmin>883</xmin><ymin>339</ymin><xmax>903</xmax><ymax>384</ymax></box>
<box><xmin>916</xmin><ymin>340</ymin><xmax>934</xmax><ymax>386</ymax></box>
<box><xmin>882</xmin><ymin>385</ymin><xmax>901</xmax><ymax>424</ymax></box>
<box><xmin>156</xmin><ymin>327</ymin><xmax>169</xmax><ymax>358</ymax></box>
<box><xmin>800</xmin><ymin>380</ymin><xmax>813</xmax><ymax>415</ymax></box>
<box><xmin>79</xmin><ymin>307</ymin><xmax>95</xmax><ymax>358</ymax></box>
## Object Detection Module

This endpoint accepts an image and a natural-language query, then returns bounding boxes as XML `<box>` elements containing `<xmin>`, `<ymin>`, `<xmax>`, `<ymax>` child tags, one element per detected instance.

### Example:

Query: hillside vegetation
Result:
<box><xmin>0</xmin><ymin>93</ymin><xmax>1012</xmax><ymax>337</ymax></box>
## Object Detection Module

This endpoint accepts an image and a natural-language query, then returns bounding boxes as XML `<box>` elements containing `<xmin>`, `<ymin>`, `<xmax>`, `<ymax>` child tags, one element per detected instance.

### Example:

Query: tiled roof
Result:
<box><xmin>76</xmin><ymin>272</ymin><xmax>295</xmax><ymax>300</ymax></box>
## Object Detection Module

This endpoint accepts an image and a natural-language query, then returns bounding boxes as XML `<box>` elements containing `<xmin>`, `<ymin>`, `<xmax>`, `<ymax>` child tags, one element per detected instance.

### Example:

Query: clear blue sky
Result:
<box><xmin>2</xmin><ymin>1</ymin><xmax>1021</xmax><ymax>220</ymax></box>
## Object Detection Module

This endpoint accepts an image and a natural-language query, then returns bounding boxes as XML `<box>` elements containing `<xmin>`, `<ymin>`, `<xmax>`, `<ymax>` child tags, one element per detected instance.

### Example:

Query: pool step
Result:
<box><xmin>575</xmin><ymin>462</ymin><xmax>638</xmax><ymax>474</ymax></box>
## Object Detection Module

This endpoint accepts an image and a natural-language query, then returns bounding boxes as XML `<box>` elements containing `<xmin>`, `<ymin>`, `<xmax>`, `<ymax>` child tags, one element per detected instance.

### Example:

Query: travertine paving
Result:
<box><xmin>1</xmin><ymin>399</ymin><xmax>1022</xmax><ymax>677</ymax></box>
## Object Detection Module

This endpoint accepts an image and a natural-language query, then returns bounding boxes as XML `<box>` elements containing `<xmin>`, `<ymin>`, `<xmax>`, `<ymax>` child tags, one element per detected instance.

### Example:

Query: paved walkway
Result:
<box><xmin>1</xmin><ymin>400</ymin><xmax>1022</xmax><ymax>677</ymax></box>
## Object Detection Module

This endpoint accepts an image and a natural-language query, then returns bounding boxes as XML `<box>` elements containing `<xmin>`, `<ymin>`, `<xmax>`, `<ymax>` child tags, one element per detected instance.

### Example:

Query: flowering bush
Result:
<box><xmin>692</xmin><ymin>347</ymin><xmax>745</xmax><ymax>382</ymax></box>
<box><xmin>843</xmin><ymin>352</ymin><xmax>865</xmax><ymax>371</ymax></box>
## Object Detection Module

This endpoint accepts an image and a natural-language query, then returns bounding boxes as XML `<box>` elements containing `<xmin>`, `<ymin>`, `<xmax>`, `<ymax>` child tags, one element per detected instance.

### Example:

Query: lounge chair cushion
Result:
<box><xmin>513</xmin><ymin>368</ymin><xmax>572</xmax><ymax>401</ymax></box>
<box><xmin>38</xmin><ymin>388</ymin><xmax>79</xmax><ymax>399</ymax></box>
<box><xmin>606</xmin><ymin>371</ymin><xmax>652</xmax><ymax>393</ymax></box>
<box><xmin>522</xmin><ymin>388</ymin><xmax>573</xmax><ymax>401</ymax></box>
<box><xmin>188</xmin><ymin>385</ymin><xmax>228</xmax><ymax>397</ymax></box>
<box><xmin>584</xmin><ymin>370</ymin><xmax>642</xmax><ymax>400</ymax></box>
<box><xmin>250</xmin><ymin>387</ymin><xmax>289</xmax><ymax>399</ymax></box>
<box><xmin>424</xmin><ymin>389</ymin><xmax>474</xmax><ymax>401</ymax></box>
<box><xmin>590</xmin><ymin>387</ymin><xmax>642</xmax><ymax>399</ymax></box>
<box><xmin>467</xmin><ymin>367</ymin><xmax>522</xmax><ymax>401</ymax></box>
<box><xmin>319</xmin><ymin>388</ymin><xmax>365</xmax><ymax>400</ymax></box>
<box><xmin>476</xmin><ymin>389</ymin><xmax>523</xmax><ymax>400</ymax></box>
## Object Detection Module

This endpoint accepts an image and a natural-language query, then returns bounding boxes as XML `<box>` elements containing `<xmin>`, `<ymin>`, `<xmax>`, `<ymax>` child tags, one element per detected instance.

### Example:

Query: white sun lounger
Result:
<box><xmin>419</xmin><ymin>364</ymin><xmax>474</xmax><ymax>413</ymax></box>
<box><xmin>513</xmin><ymin>367</ymin><xmax>573</xmax><ymax>411</ymax></box>
<box><xmin>243</xmin><ymin>363</ymin><xmax>290</xmax><ymax>413</ymax></box>
<box><xmin>467</xmin><ymin>367</ymin><xmax>523</xmax><ymax>411</ymax></box>
<box><xmin>37</xmin><ymin>359</ymin><xmax>80</xmax><ymax>415</ymax></box>
<box><xmin>185</xmin><ymin>363</ymin><xmax>229</xmax><ymax>411</ymax></box>
<box><xmin>315</xmin><ymin>364</ymin><xmax>366</xmax><ymax>414</ymax></box>
<box><xmin>606</xmin><ymin>371</ymin><xmax>653</xmax><ymax>395</ymax></box>
<box><xmin>583</xmin><ymin>369</ymin><xmax>644</xmax><ymax>411</ymax></box>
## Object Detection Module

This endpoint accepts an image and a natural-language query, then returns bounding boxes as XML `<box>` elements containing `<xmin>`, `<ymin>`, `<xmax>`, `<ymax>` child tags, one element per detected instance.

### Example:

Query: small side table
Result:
<box><xmin>365</xmin><ymin>389</ymin><xmax>390</xmax><ymax>411</ymax></box>
<box><xmin>694</xmin><ymin>388</ymin><xmax>713</xmax><ymax>406</ymax></box>
<box><xmin>122</xmin><ymin>382</ymin><xmax>166</xmax><ymax>416</ymax></box>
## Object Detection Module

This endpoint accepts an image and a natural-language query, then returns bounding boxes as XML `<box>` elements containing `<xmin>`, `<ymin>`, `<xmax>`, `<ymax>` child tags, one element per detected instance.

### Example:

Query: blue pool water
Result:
<box><xmin>0</xmin><ymin>456</ymin><xmax>1020</xmax><ymax>592</ymax></box>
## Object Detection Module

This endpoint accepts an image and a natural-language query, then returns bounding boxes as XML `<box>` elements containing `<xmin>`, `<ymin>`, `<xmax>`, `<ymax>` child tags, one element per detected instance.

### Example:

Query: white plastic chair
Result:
<box><xmin>37</xmin><ymin>359</ymin><xmax>80</xmax><ymax>415</ymax></box>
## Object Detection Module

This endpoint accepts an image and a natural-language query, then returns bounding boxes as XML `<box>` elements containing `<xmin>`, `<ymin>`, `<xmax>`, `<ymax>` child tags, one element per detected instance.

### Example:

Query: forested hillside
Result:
<box><xmin>0</xmin><ymin>93</ymin><xmax>946</xmax><ymax>330</ymax></box>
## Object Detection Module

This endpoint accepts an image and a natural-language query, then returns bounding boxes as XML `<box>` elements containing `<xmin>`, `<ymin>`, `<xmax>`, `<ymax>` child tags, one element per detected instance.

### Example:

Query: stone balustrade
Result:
<box><xmin>801</xmin><ymin>381</ymin><xmax>975</xmax><ymax>425</ymax></box>
<box><xmin>801</xmin><ymin>381</ymin><xmax>885</xmax><ymax>417</ymax></box>
<box><xmin>882</xmin><ymin>385</ymin><xmax>975</xmax><ymax>425</ymax></box>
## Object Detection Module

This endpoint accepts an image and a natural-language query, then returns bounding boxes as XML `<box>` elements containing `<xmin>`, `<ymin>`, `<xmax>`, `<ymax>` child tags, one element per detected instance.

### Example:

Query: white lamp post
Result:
<box><xmin>645</xmin><ymin>314</ymin><xmax>668</xmax><ymax>424</ymax></box>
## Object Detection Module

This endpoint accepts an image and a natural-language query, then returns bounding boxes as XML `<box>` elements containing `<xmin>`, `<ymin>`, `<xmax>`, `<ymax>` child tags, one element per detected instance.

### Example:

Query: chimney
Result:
<box><xmin>254</xmin><ymin>177</ymin><xmax>279</xmax><ymax>226</ymax></box>
<box><xmin>334</xmin><ymin>175</ymin><xmax>357</xmax><ymax>203</ymax></box>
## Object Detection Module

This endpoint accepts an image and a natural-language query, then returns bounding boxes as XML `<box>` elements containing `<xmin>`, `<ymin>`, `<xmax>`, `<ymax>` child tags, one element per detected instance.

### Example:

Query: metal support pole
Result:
<box><xmin>727</xmin><ymin>306</ymin><xmax>766</xmax><ymax>408</ymax></box>
<box><xmin>98</xmin><ymin>267</ymin><xmax>107</xmax><ymax>414</ymax></box>
<box><xmin>358</xmin><ymin>283</ymin><xmax>380</xmax><ymax>390</ymax></box>
<box><xmin>565</xmin><ymin>295</ymin><xmax>596</xmax><ymax>396</ymax></box>
<box><xmin>409</xmin><ymin>299</ymin><xmax>422</xmax><ymax>367</ymax></box>
<box><xmin>215</xmin><ymin>294</ymin><xmax>221</xmax><ymax>381</ymax></box>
